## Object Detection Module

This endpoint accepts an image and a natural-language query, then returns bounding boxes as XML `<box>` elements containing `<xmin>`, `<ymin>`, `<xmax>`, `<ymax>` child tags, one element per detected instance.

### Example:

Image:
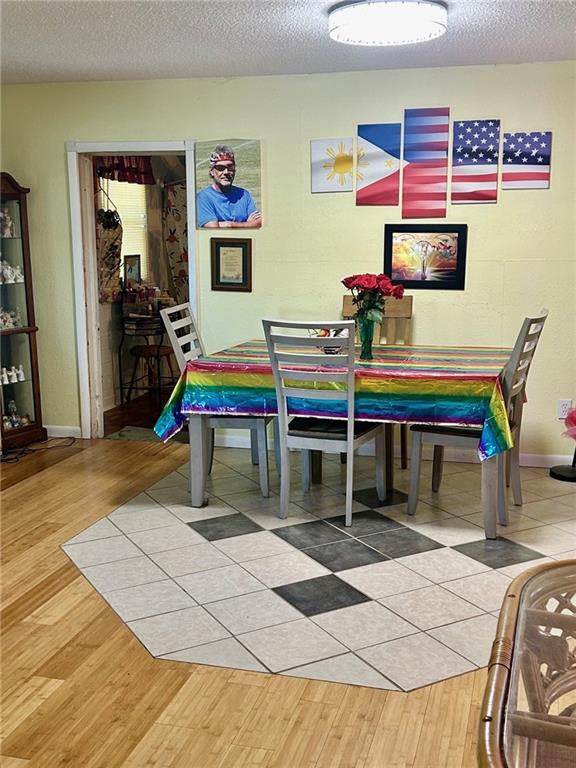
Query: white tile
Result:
<box><xmin>238</xmin><ymin>618</ymin><xmax>347</xmax><ymax>673</ymax></box>
<box><xmin>213</xmin><ymin>531</ymin><xmax>295</xmax><ymax>562</ymax></box>
<box><xmin>241</xmin><ymin>507</ymin><xmax>316</xmax><ymax>529</ymax></box>
<box><xmin>176</xmin><ymin>564</ymin><xmax>267</xmax><ymax>603</ymax></box>
<box><xmin>409</xmin><ymin>518</ymin><xmax>486</xmax><ymax>546</ymax></box>
<box><xmin>108</xmin><ymin>506</ymin><xmax>180</xmax><ymax>533</ymax></box>
<box><xmin>553</xmin><ymin>519</ymin><xmax>576</xmax><ymax>535</ymax></box>
<box><xmin>357</xmin><ymin>633</ymin><xmax>475</xmax><ymax>691</ymax></box>
<box><xmin>161</xmin><ymin>638</ymin><xmax>268</xmax><ymax>672</ymax></box>
<box><xmin>379</xmin><ymin>585</ymin><xmax>484</xmax><ymax>630</ymax></box>
<box><xmin>102</xmin><ymin>580</ymin><xmax>196</xmax><ymax>621</ymax></box>
<box><xmin>283</xmin><ymin>653</ymin><xmax>398</xmax><ymax>689</ymax></box>
<box><xmin>242</xmin><ymin>551</ymin><xmax>330</xmax><ymax>587</ymax></box>
<box><xmin>520</xmin><ymin>498</ymin><xmax>575</xmax><ymax>524</ymax></box>
<box><xmin>128</xmin><ymin>606</ymin><xmax>229</xmax><ymax>656</ymax></box>
<box><xmin>221</xmin><ymin>490</ymin><xmax>283</xmax><ymax>514</ymax></box>
<box><xmin>522</xmin><ymin>477</ymin><xmax>576</xmax><ymax>499</ymax></box>
<box><xmin>429</xmin><ymin>614</ymin><xmax>499</xmax><ymax>666</ymax></box>
<box><xmin>378</xmin><ymin>502</ymin><xmax>454</xmax><ymax>525</ymax></box>
<box><xmin>311</xmin><ymin>601</ymin><xmax>417</xmax><ymax>650</ymax></box>
<box><xmin>62</xmin><ymin>536</ymin><xmax>142</xmax><ymax>568</ymax></box>
<box><xmin>337</xmin><ymin>560</ymin><xmax>433</xmax><ymax>599</ymax></box>
<box><xmin>503</xmin><ymin>526</ymin><xmax>576</xmax><ymax>556</ymax></box>
<box><xmin>205</xmin><ymin>590</ymin><xmax>302</xmax><ymax>634</ymax></box>
<box><xmin>167</xmin><ymin>502</ymin><xmax>238</xmax><ymax>523</ymax></box>
<box><xmin>206</xmin><ymin>475</ymin><xmax>260</xmax><ymax>495</ymax></box>
<box><xmin>127</xmin><ymin>524</ymin><xmax>206</xmax><ymax>554</ymax></box>
<box><xmin>112</xmin><ymin>492</ymin><xmax>163</xmax><ymax>514</ymax></box>
<box><xmin>550</xmin><ymin>550</ymin><xmax>576</xmax><ymax>561</ymax></box>
<box><xmin>497</xmin><ymin>558</ymin><xmax>554</xmax><ymax>579</ymax></box>
<box><xmin>442</xmin><ymin>570</ymin><xmax>512</xmax><ymax>612</ymax></box>
<box><xmin>397</xmin><ymin>548</ymin><xmax>490</xmax><ymax>583</ymax></box>
<box><xmin>150</xmin><ymin>543</ymin><xmax>233</xmax><ymax>577</ymax></box>
<box><xmin>556</xmin><ymin>494</ymin><xmax>576</xmax><ymax>511</ymax></box>
<box><xmin>64</xmin><ymin>518</ymin><xmax>122</xmax><ymax>545</ymax></box>
<box><xmin>146</xmin><ymin>471</ymin><xmax>190</xmax><ymax>491</ymax></box>
<box><xmin>461</xmin><ymin>511</ymin><xmax>545</xmax><ymax>534</ymax></box>
<box><xmin>146</xmin><ymin>486</ymin><xmax>191</xmax><ymax>506</ymax></box>
<box><xmin>81</xmin><ymin>556</ymin><xmax>167</xmax><ymax>593</ymax></box>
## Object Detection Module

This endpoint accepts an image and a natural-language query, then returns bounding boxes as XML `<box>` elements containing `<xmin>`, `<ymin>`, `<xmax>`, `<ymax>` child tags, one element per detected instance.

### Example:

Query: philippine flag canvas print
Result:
<box><xmin>356</xmin><ymin>123</ymin><xmax>402</xmax><ymax>206</ymax></box>
<box><xmin>310</xmin><ymin>138</ymin><xmax>354</xmax><ymax>193</ymax></box>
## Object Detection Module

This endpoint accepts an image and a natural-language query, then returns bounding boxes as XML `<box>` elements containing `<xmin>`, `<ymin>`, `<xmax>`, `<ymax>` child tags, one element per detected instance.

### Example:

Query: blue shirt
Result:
<box><xmin>196</xmin><ymin>185</ymin><xmax>258</xmax><ymax>226</ymax></box>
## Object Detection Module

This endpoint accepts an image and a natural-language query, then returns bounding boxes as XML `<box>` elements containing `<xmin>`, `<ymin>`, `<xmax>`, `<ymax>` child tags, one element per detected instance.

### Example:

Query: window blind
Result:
<box><xmin>99</xmin><ymin>180</ymin><xmax>149</xmax><ymax>281</ymax></box>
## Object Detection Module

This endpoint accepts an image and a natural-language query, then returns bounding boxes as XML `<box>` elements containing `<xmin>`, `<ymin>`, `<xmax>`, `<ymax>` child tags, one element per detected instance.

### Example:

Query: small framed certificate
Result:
<box><xmin>210</xmin><ymin>238</ymin><xmax>252</xmax><ymax>292</ymax></box>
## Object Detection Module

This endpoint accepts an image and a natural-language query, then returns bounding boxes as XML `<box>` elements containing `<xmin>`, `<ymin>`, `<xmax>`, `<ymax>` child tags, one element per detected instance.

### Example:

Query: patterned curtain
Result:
<box><xmin>96</xmin><ymin>209</ymin><xmax>123</xmax><ymax>303</ymax></box>
<box><xmin>95</xmin><ymin>156</ymin><xmax>155</xmax><ymax>185</ymax></box>
<box><xmin>162</xmin><ymin>183</ymin><xmax>188</xmax><ymax>303</ymax></box>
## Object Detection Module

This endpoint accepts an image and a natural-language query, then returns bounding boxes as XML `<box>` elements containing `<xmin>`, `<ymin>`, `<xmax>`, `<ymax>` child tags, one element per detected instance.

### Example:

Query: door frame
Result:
<box><xmin>66</xmin><ymin>140</ymin><xmax>197</xmax><ymax>438</ymax></box>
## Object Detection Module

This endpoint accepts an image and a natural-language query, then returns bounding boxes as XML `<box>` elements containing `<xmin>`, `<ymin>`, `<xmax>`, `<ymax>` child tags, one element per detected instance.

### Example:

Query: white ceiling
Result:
<box><xmin>1</xmin><ymin>0</ymin><xmax>575</xmax><ymax>85</ymax></box>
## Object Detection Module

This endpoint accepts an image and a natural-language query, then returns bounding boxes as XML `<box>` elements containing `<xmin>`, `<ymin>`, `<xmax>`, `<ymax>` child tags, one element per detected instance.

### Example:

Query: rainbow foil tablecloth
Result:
<box><xmin>155</xmin><ymin>342</ymin><xmax>513</xmax><ymax>460</ymax></box>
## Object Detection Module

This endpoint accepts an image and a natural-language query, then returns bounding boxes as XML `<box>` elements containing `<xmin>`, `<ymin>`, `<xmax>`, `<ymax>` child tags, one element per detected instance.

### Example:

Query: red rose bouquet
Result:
<box><xmin>342</xmin><ymin>272</ymin><xmax>404</xmax><ymax>324</ymax></box>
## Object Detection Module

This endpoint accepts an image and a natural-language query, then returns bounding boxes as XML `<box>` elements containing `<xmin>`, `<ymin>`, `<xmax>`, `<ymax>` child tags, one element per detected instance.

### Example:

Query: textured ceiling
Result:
<box><xmin>1</xmin><ymin>0</ymin><xmax>575</xmax><ymax>84</ymax></box>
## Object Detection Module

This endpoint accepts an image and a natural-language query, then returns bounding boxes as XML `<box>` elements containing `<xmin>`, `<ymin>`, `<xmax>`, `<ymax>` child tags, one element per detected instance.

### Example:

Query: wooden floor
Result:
<box><xmin>0</xmin><ymin>440</ymin><xmax>487</xmax><ymax>767</ymax></box>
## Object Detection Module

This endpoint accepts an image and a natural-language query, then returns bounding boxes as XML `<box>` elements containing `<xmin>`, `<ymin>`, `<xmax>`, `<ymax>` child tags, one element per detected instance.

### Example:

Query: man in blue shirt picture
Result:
<box><xmin>197</xmin><ymin>145</ymin><xmax>262</xmax><ymax>229</ymax></box>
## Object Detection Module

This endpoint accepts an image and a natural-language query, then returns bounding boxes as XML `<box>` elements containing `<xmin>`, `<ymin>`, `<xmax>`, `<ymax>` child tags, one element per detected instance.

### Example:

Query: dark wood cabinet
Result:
<box><xmin>1</xmin><ymin>172</ymin><xmax>47</xmax><ymax>450</ymax></box>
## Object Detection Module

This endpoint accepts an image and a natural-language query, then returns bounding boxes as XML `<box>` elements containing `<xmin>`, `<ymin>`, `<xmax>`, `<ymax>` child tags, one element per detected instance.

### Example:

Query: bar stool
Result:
<box><xmin>126</xmin><ymin>343</ymin><xmax>177</xmax><ymax>402</ymax></box>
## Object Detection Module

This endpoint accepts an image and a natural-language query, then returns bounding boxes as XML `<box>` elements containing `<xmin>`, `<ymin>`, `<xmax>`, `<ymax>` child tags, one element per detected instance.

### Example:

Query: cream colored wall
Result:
<box><xmin>1</xmin><ymin>62</ymin><xmax>575</xmax><ymax>457</ymax></box>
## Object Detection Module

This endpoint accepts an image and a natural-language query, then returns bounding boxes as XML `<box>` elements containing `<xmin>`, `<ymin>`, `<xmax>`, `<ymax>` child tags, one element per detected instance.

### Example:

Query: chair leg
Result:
<box><xmin>400</xmin><ymin>423</ymin><xmax>408</xmax><ymax>469</ymax></box>
<box><xmin>279</xmin><ymin>443</ymin><xmax>291</xmax><ymax>519</ymax></box>
<box><xmin>206</xmin><ymin>426</ymin><xmax>215</xmax><ymax>477</ymax></box>
<box><xmin>375</xmin><ymin>428</ymin><xmax>386</xmax><ymax>502</ymax></box>
<box><xmin>250</xmin><ymin>429</ymin><xmax>259</xmax><ymax>465</ymax></box>
<box><xmin>509</xmin><ymin>439</ymin><xmax>522</xmax><ymax>506</ymax></box>
<box><xmin>256</xmin><ymin>420</ymin><xmax>269</xmax><ymax>497</ymax></box>
<box><xmin>345</xmin><ymin>444</ymin><xmax>354</xmax><ymax>526</ymax></box>
<box><xmin>407</xmin><ymin>432</ymin><xmax>423</xmax><ymax>516</ymax></box>
<box><xmin>431</xmin><ymin>445</ymin><xmax>444</xmax><ymax>492</ymax></box>
<box><xmin>273</xmin><ymin>418</ymin><xmax>281</xmax><ymax>478</ymax></box>
<box><xmin>497</xmin><ymin>452</ymin><xmax>508</xmax><ymax>526</ymax></box>
<box><xmin>301</xmin><ymin>450</ymin><xmax>311</xmax><ymax>493</ymax></box>
<box><xmin>505</xmin><ymin>450</ymin><xmax>511</xmax><ymax>488</ymax></box>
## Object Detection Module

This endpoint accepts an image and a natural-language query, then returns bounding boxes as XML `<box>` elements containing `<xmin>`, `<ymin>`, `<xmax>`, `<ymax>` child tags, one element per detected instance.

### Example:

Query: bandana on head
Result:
<box><xmin>209</xmin><ymin>149</ymin><xmax>235</xmax><ymax>168</ymax></box>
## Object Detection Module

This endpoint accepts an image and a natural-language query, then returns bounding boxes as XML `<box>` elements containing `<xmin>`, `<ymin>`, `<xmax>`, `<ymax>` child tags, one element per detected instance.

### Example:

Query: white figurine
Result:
<box><xmin>8</xmin><ymin>366</ymin><xmax>18</xmax><ymax>383</ymax></box>
<box><xmin>1</xmin><ymin>368</ymin><xmax>8</xmax><ymax>385</ymax></box>
<box><xmin>12</xmin><ymin>264</ymin><xmax>24</xmax><ymax>283</ymax></box>
<box><xmin>17</xmin><ymin>364</ymin><xmax>25</xmax><ymax>381</ymax></box>
<box><xmin>1</xmin><ymin>260</ymin><xmax>15</xmax><ymax>284</ymax></box>
<box><xmin>1</xmin><ymin>208</ymin><xmax>15</xmax><ymax>238</ymax></box>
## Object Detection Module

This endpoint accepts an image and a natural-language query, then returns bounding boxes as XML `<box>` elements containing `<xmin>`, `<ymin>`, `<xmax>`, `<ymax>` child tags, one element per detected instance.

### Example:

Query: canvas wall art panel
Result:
<box><xmin>402</xmin><ymin>107</ymin><xmax>450</xmax><ymax>219</ymax></box>
<box><xmin>310</xmin><ymin>138</ymin><xmax>354</xmax><ymax>192</ymax></box>
<box><xmin>501</xmin><ymin>132</ymin><xmax>552</xmax><ymax>189</ymax></box>
<box><xmin>451</xmin><ymin>119</ymin><xmax>500</xmax><ymax>204</ymax></box>
<box><xmin>355</xmin><ymin>123</ymin><xmax>402</xmax><ymax>206</ymax></box>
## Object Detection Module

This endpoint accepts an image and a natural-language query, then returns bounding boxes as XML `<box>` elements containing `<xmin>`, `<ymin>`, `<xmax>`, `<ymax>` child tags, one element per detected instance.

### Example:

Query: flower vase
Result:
<box><xmin>358</xmin><ymin>315</ymin><xmax>374</xmax><ymax>360</ymax></box>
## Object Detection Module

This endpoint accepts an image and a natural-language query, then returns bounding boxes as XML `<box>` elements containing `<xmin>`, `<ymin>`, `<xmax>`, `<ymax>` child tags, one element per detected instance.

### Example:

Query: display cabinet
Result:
<box><xmin>1</xmin><ymin>172</ymin><xmax>47</xmax><ymax>450</ymax></box>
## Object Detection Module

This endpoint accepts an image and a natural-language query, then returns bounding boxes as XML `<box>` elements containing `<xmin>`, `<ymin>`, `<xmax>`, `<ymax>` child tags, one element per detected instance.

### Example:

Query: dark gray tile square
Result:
<box><xmin>360</xmin><ymin>528</ymin><xmax>443</xmax><ymax>558</ymax></box>
<box><xmin>274</xmin><ymin>575</ymin><xmax>370</xmax><ymax>616</ymax></box>
<box><xmin>187</xmin><ymin>514</ymin><xmax>263</xmax><ymax>541</ymax></box>
<box><xmin>353</xmin><ymin>488</ymin><xmax>408</xmax><ymax>507</ymax></box>
<box><xmin>452</xmin><ymin>538</ymin><xmax>544</xmax><ymax>568</ymax></box>
<box><xmin>273</xmin><ymin>521</ymin><xmax>350</xmax><ymax>549</ymax></box>
<box><xmin>304</xmin><ymin>540</ymin><xmax>388</xmax><ymax>571</ymax></box>
<box><xmin>326</xmin><ymin>510</ymin><xmax>405</xmax><ymax>537</ymax></box>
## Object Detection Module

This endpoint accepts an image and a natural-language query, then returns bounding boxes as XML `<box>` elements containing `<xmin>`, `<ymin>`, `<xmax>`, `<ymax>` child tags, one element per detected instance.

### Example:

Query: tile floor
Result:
<box><xmin>62</xmin><ymin>448</ymin><xmax>575</xmax><ymax>691</ymax></box>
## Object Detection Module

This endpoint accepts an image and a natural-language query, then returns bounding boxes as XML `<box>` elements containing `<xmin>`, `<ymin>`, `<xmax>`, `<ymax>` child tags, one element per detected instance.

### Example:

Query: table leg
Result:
<box><xmin>311</xmin><ymin>450</ymin><xmax>322</xmax><ymax>484</ymax></box>
<box><xmin>188</xmin><ymin>414</ymin><xmax>208</xmax><ymax>507</ymax></box>
<box><xmin>385</xmin><ymin>424</ymin><xmax>395</xmax><ymax>492</ymax></box>
<box><xmin>481</xmin><ymin>455</ymin><xmax>498</xmax><ymax>539</ymax></box>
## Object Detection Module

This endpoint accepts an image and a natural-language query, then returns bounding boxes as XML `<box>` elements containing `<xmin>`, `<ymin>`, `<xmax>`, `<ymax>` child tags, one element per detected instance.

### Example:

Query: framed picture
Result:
<box><xmin>384</xmin><ymin>224</ymin><xmax>468</xmax><ymax>290</ymax></box>
<box><xmin>210</xmin><ymin>238</ymin><xmax>252</xmax><ymax>292</ymax></box>
<box><xmin>124</xmin><ymin>254</ymin><xmax>141</xmax><ymax>284</ymax></box>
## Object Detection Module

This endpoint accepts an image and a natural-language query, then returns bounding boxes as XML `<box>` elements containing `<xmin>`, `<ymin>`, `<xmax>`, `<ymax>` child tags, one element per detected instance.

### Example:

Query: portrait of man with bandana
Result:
<box><xmin>196</xmin><ymin>144</ymin><xmax>262</xmax><ymax>229</ymax></box>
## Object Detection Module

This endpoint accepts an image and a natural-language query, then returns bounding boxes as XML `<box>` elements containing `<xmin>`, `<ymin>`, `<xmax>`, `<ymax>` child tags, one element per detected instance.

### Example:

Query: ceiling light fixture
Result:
<box><xmin>328</xmin><ymin>0</ymin><xmax>448</xmax><ymax>47</ymax></box>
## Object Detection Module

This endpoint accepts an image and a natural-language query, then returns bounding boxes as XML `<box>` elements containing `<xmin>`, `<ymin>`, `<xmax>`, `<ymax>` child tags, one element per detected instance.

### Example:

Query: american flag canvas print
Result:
<box><xmin>501</xmin><ymin>132</ymin><xmax>552</xmax><ymax>189</ymax></box>
<box><xmin>402</xmin><ymin>107</ymin><xmax>450</xmax><ymax>218</ymax></box>
<box><xmin>451</xmin><ymin>120</ymin><xmax>500</xmax><ymax>204</ymax></box>
<box><xmin>356</xmin><ymin>123</ymin><xmax>402</xmax><ymax>206</ymax></box>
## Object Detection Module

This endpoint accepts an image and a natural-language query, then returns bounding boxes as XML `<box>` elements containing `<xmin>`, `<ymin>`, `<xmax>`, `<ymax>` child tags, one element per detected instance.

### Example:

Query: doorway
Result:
<box><xmin>67</xmin><ymin>140</ymin><xmax>197</xmax><ymax>439</ymax></box>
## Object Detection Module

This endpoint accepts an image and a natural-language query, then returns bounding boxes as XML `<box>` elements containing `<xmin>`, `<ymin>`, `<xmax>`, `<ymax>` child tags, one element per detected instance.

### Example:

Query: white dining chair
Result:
<box><xmin>407</xmin><ymin>310</ymin><xmax>548</xmax><ymax>533</ymax></box>
<box><xmin>263</xmin><ymin>318</ymin><xmax>387</xmax><ymax>526</ymax></box>
<box><xmin>161</xmin><ymin>302</ymin><xmax>277</xmax><ymax>497</ymax></box>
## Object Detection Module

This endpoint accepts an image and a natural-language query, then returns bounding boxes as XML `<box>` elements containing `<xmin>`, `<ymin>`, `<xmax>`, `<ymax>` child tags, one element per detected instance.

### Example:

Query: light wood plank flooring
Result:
<box><xmin>1</xmin><ymin>440</ymin><xmax>486</xmax><ymax>767</ymax></box>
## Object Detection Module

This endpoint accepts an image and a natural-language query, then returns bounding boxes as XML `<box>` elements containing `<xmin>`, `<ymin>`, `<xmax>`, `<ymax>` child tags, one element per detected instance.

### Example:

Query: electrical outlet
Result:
<box><xmin>558</xmin><ymin>399</ymin><xmax>573</xmax><ymax>419</ymax></box>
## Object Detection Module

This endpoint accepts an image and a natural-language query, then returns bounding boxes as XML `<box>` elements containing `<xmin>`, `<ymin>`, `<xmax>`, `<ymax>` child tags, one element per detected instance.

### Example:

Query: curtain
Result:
<box><xmin>95</xmin><ymin>156</ymin><xmax>155</xmax><ymax>185</ymax></box>
<box><xmin>162</xmin><ymin>183</ymin><xmax>188</xmax><ymax>303</ymax></box>
<box><xmin>96</xmin><ymin>208</ymin><xmax>123</xmax><ymax>303</ymax></box>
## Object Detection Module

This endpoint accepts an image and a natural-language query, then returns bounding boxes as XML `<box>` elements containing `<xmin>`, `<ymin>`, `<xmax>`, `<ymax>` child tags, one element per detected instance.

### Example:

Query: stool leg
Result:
<box><xmin>126</xmin><ymin>354</ymin><xmax>141</xmax><ymax>403</ymax></box>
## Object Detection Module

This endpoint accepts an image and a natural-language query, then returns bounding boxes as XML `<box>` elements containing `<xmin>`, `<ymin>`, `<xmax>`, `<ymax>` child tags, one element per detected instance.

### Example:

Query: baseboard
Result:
<box><xmin>45</xmin><ymin>425</ymin><xmax>83</xmax><ymax>439</ymax></box>
<box><xmin>213</xmin><ymin>432</ymin><xmax>572</xmax><ymax>469</ymax></box>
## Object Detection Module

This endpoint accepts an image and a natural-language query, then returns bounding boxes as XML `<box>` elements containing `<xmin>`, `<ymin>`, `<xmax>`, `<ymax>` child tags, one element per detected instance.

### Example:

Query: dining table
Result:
<box><xmin>154</xmin><ymin>340</ymin><xmax>514</xmax><ymax>538</ymax></box>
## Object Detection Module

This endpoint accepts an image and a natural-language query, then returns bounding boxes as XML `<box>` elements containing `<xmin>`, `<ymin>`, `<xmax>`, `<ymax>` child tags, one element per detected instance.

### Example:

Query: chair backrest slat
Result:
<box><xmin>263</xmin><ymin>319</ymin><xmax>356</xmax><ymax>436</ymax></box>
<box><xmin>160</xmin><ymin>302</ymin><xmax>205</xmax><ymax>371</ymax></box>
<box><xmin>502</xmin><ymin>310</ymin><xmax>548</xmax><ymax>415</ymax></box>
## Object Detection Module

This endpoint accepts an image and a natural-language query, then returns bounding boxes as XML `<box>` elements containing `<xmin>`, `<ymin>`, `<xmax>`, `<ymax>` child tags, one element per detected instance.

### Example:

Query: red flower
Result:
<box><xmin>341</xmin><ymin>271</ymin><xmax>405</xmax><ymax>321</ymax></box>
